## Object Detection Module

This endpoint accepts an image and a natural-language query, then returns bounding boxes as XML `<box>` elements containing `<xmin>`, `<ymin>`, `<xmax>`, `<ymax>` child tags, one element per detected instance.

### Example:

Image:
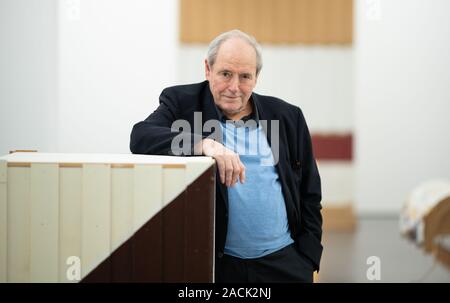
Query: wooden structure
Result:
<box><xmin>423</xmin><ymin>197</ymin><xmax>450</xmax><ymax>269</ymax></box>
<box><xmin>401</xmin><ymin>181</ymin><xmax>450</xmax><ymax>269</ymax></box>
<box><xmin>0</xmin><ymin>152</ymin><xmax>215</xmax><ymax>282</ymax></box>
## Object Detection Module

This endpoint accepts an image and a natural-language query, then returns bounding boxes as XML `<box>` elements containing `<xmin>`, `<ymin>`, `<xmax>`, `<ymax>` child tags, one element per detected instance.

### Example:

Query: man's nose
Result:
<box><xmin>228</xmin><ymin>76</ymin><xmax>239</xmax><ymax>93</ymax></box>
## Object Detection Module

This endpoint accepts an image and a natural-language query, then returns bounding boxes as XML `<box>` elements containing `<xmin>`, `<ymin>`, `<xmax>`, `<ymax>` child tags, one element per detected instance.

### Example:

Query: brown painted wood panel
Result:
<box><xmin>81</xmin><ymin>259</ymin><xmax>111</xmax><ymax>283</ymax></box>
<box><xmin>180</xmin><ymin>0</ymin><xmax>353</xmax><ymax>44</ymax></box>
<box><xmin>184</xmin><ymin>166</ymin><xmax>215</xmax><ymax>282</ymax></box>
<box><xmin>162</xmin><ymin>191</ymin><xmax>186</xmax><ymax>282</ymax></box>
<box><xmin>131</xmin><ymin>216</ymin><xmax>163</xmax><ymax>282</ymax></box>
<box><xmin>111</xmin><ymin>242</ymin><xmax>133</xmax><ymax>282</ymax></box>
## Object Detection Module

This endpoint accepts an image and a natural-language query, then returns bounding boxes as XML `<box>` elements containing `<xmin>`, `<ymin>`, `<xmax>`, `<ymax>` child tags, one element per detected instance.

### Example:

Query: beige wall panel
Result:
<box><xmin>0</xmin><ymin>161</ymin><xmax>6</xmax><ymax>282</ymax></box>
<box><xmin>323</xmin><ymin>0</ymin><xmax>334</xmax><ymax>43</ymax></box>
<box><xmin>328</xmin><ymin>0</ymin><xmax>343</xmax><ymax>43</ymax></box>
<box><xmin>342</xmin><ymin>0</ymin><xmax>353</xmax><ymax>43</ymax></box>
<box><xmin>81</xmin><ymin>164</ymin><xmax>111</xmax><ymax>277</ymax></box>
<box><xmin>204</xmin><ymin>0</ymin><xmax>222</xmax><ymax>41</ymax></box>
<box><xmin>133</xmin><ymin>165</ymin><xmax>163</xmax><ymax>230</ymax></box>
<box><xmin>7</xmin><ymin>167</ymin><xmax>30</xmax><ymax>282</ymax></box>
<box><xmin>179</xmin><ymin>0</ymin><xmax>190</xmax><ymax>42</ymax></box>
<box><xmin>180</xmin><ymin>0</ymin><xmax>353</xmax><ymax>44</ymax></box>
<box><xmin>259</xmin><ymin>0</ymin><xmax>274</xmax><ymax>43</ymax></box>
<box><xmin>30</xmin><ymin>164</ymin><xmax>59</xmax><ymax>282</ymax></box>
<box><xmin>222</xmin><ymin>0</ymin><xmax>242</xmax><ymax>34</ymax></box>
<box><xmin>180</xmin><ymin>0</ymin><xmax>204</xmax><ymax>43</ymax></box>
<box><xmin>59</xmin><ymin>167</ymin><xmax>82</xmax><ymax>282</ymax></box>
<box><xmin>272</xmin><ymin>0</ymin><xmax>292</xmax><ymax>43</ymax></box>
<box><xmin>241</xmin><ymin>0</ymin><xmax>260</xmax><ymax>39</ymax></box>
<box><xmin>309</xmin><ymin>0</ymin><xmax>324</xmax><ymax>44</ymax></box>
<box><xmin>111</xmin><ymin>168</ymin><xmax>133</xmax><ymax>251</ymax></box>
<box><xmin>163</xmin><ymin>167</ymin><xmax>186</xmax><ymax>207</ymax></box>
<box><xmin>292</xmin><ymin>0</ymin><xmax>311</xmax><ymax>44</ymax></box>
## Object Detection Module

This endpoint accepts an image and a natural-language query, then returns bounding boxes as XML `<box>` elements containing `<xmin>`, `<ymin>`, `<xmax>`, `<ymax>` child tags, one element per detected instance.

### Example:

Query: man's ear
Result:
<box><xmin>204</xmin><ymin>59</ymin><xmax>211</xmax><ymax>80</ymax></box>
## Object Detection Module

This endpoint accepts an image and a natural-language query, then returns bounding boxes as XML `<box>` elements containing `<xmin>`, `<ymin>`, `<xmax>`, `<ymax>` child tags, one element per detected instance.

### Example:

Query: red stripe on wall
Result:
<box><xmin>312</xmin><ymin>134</ymin><xmax>353</xmax><ymax>161</ymax></box>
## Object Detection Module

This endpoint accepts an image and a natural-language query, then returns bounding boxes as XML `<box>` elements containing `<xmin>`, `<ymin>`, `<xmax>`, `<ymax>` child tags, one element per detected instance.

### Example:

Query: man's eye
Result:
<box><xmin>221</xmin><ymin>72</ymin><xmax>231</xmax><ymax>77</ymax></box>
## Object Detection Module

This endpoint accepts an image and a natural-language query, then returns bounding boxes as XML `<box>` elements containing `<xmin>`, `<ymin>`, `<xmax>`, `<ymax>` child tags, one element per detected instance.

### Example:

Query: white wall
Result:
<box><xmin>0</xmin><ymin>0</ymin><xmax>58</xmax><ymax>155</ymax></box>
<box><xmin>354</xmin><ymin>0</ymin><xmax>450</xmax><ymax>214</ymax></box>
<box><xmin>57</xmin><ymin>0</ymin><xmax>178</xmax><ymax>153</ymax></box>
<box><xmin>0</xmin><ymin>0</ymin><xmax>178</xmax><ymax>155</ymax></box>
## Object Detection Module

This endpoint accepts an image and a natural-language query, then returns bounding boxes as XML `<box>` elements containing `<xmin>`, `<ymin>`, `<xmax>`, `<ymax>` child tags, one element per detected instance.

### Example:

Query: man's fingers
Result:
<box><xmin>225</xmin><ymin>158</ymin><xmax>234</xmax><ymax>187</ymax></box>
<box><xmin>231</xmin><ymin>157</ymin><xmax>241</xmax><ymax>186</ymax></box>
<box><xmin>239</xmin><ymin>161</ymin><xmax>246</xmax><ymax>184</ymax></box>
<box><xmin>217</xmin><ymin>159</ymin><xmax>225</xmax><ymax>184</ymax></box>
<box><xmin>209</xmin><ymin>142</ymin><xmax>246</xmax><ymax>187</ymax></box>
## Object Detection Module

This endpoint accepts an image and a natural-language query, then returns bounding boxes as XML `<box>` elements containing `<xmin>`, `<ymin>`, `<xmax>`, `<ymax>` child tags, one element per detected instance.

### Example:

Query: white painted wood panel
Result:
<box><xmin>81</xmin><ymin>164</ymin><xmax>111</xmax><ymax>277</ymax></box>
<box><xmin>186</xmin><ymin>160</ymin><xmax>214</xmax><ymax>187</ymax></box>
<box><xmin>7</xmin><ymin>167</ymin><xmax>30</xmax><ymax>282</ymax></box>
<box><xmin>111</xmin><ymin>167</ymin><xmax>134</xmax><ymax>251</ymax></box>
<box><xmin>1</xmin><ymin>152</ymin><xmax>190</xmax><ymax>165</ymax></box>
<box><xmin>30</xmin><ymin>164</ymin><xmax>59</xmax><ymax>282</ymax></box>
<box><xmin>0</xmin><ymin>160</ymin><xmax>7</xmax><ymax>282</ymax></box>
<box><xmin>133</xmin><ymin>165</ymin><xmax>163</xmax><ymax>231</ymax></box>
<box><xmin>163</xmin><ymin>167</ymin><xmax>186</xmax><ymax>207</ymax></box>
<box><xmin>59</xmin><ymin>167</ymin><xmax>82</xmax><ymax>282</ymax></box>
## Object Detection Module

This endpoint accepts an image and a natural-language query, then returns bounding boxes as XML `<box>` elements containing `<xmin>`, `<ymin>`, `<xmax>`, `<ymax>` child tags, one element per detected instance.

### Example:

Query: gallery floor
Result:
<box><xmin>318</xmin><ymin>217</ymin><xmax>450</xmax><ymax>283</ymax></box>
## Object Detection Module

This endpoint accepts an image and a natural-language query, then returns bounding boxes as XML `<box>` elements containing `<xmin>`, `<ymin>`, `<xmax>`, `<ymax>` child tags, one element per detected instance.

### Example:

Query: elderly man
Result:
<box><xmin>130</xmin><ymin>29</ymin><xmax>322</xmax><ymax>283</ymax></box>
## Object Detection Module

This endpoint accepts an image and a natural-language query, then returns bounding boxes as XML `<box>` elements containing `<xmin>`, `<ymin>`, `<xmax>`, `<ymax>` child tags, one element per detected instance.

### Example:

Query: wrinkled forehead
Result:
<box><xmin>214</xmin><ymin>38</ymin><xmax>257</xmax><ymax>73</ymax></box>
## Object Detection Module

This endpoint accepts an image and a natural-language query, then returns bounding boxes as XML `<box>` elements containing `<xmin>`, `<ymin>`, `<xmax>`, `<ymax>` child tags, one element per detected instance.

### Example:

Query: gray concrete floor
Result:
<box><xmin>318</xmin><ymin>217</ymin><xmax>450</xmax><ymax>283</ymax></box>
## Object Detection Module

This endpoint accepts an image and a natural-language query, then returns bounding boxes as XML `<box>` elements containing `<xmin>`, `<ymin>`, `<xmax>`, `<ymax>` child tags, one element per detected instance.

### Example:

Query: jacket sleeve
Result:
<box><xmin>296</xmin><ymin>108</ymin><xmax>323</xmax><ymax>271</ymax></box>
<box><xmin>130</xmin><ymin>88</ymin><xmax>204</xmax><ymax>156</ymax></box>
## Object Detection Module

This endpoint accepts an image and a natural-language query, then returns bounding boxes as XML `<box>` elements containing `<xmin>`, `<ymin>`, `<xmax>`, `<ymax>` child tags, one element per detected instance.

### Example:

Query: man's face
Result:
<box><xmin>205</xmin><ymin>38</ymin><xmax>258</xmax><ymax>118</ymax></box>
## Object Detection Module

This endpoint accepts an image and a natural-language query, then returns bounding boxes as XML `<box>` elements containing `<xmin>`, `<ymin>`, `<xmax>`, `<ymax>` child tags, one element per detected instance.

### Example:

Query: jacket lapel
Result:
<box><xmin>254</xmin><ymin>93</ymin><xmax>289</xmax><ymax>205</ymax></box>
<box><xmin>252</xmin><ymin>93</ymin><xmax>279</xmax><ymax>162</ymax></box>
<box><xmin>200</xmin><ymin>82</ymin><xmax>228</xmax><ymax>210</ymax></box>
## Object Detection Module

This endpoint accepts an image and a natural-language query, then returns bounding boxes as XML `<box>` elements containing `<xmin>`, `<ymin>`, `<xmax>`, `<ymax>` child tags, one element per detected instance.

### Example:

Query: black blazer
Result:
<box><xmin>130</xmin><ymin>81</ymin><xmax>323</xmax><ymax>271</ymax></box>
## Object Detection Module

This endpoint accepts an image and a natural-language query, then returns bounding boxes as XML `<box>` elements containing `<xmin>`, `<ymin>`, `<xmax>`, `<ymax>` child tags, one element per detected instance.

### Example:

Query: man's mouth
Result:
<box><xmin>223</xmin><ymin>95</ymin><xmax>240</xmax><ymax>100</ymax></box>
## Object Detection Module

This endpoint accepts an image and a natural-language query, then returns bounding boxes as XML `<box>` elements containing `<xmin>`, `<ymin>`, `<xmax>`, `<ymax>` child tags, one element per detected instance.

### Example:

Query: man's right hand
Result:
<box><xmin>195</xmin><ymin>138</ymin><xmax>246</xmax><ymax>187</ymax></box>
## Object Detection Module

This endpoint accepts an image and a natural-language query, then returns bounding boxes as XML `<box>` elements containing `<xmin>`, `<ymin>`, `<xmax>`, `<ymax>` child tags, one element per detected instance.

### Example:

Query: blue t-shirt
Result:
<box><xmin>221</xmin><ymin>121</ymin><xmax>294</xmax><ymax>259</ymax></box>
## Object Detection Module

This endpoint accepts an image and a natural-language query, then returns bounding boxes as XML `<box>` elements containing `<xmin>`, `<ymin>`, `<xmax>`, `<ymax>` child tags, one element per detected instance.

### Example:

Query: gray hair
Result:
<box><xmin>206</xmin><ymin>29</ymin><xmax>263</xmax><ymax>76</ymax></box>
